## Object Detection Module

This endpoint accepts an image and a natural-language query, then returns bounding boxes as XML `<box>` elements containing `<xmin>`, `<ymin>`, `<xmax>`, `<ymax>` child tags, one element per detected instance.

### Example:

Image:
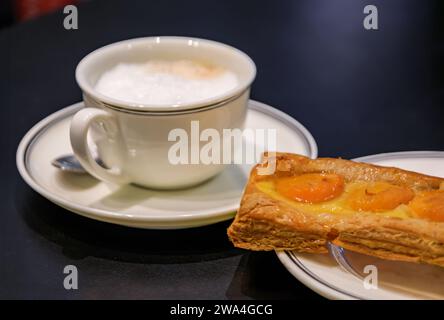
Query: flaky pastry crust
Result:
<box><xmin>227</xmin><ymin>153</ymin><xmax>444</xmax><ymax>267</ymax></box>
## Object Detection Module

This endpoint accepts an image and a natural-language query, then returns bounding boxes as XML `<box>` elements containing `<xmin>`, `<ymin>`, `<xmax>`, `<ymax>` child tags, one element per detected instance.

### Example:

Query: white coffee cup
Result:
<box><xmin>71</xmin><ymin>37</ymin><xmax>256</xmax><ymax>189</ymax></box>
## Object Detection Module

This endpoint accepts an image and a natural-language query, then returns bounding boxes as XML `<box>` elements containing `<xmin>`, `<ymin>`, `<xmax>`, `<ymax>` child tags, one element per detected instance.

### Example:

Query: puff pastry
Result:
<box><xmin>227</xmin><ymin>153</ymin><xmax>444</xmax><ymax>267</ymax></box>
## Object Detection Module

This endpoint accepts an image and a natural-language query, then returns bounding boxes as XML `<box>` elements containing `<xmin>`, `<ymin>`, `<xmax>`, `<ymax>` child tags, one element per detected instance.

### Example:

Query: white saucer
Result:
<box><xmin>17</xmin><ymin>100</ymin><xmax>317</xmax><ymax>229</ymax></box>
<box><xmin>277</xmin><ymin>151</ymin><xmax>444</xmax><ymax>300</ymax></box>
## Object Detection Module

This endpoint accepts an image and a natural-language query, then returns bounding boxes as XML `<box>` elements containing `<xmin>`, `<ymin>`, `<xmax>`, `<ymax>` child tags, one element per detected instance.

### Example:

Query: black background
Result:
<box><xmin>1</xmin><ymin>0</ymin><xmax>443</xmax><ymax>299</ymax></box>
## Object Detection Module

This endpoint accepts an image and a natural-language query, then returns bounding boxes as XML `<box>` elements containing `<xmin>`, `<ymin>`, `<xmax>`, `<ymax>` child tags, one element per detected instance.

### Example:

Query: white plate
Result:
<box><xmin>277</xmin><ymin>151</ymin><xmax>444</xmax><ymax>300</ymax></box>
<box><xmin>17</xmin><ymin>100</ymin><xmax>317</xmax><ymax>229</ymax></box>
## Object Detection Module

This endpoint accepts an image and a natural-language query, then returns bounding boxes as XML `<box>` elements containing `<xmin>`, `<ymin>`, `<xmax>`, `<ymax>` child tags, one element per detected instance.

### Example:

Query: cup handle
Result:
<box><xmin>70</xmin><ymin>107</ymin><xmax>130</xmax><ymax>184</ymax></box>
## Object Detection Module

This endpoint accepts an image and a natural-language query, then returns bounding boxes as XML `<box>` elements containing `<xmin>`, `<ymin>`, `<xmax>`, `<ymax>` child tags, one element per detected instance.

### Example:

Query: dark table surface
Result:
<box><xmin>1</xmin><ymin>0</ymin><xmax>443</xmax><ymax>299</ymax></box>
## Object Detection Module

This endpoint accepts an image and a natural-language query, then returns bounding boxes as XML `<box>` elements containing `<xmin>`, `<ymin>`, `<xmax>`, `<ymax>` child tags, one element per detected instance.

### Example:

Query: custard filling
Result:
<box><xmin>257</xmin><ymin>173</ymin><xmax>444</xmax><ymax>221</ymax></box>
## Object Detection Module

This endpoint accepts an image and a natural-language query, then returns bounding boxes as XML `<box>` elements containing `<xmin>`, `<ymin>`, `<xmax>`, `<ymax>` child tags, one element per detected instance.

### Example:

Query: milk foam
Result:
<box><xmin>94</xmin><ymin>60</ymin><xmax>239</xmax><ymax>106</ymax></box>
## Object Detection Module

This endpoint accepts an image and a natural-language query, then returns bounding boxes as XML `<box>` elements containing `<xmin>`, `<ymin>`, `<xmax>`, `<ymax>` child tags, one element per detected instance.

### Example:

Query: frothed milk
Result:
<box><xmin>95</xmin><ymin>60</ymin><xmax>239</xmax><ymax>106</ymax></box>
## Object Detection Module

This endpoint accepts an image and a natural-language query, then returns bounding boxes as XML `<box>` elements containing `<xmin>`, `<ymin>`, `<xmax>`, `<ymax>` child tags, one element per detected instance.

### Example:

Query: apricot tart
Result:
<box><xmin>227</xmin><ymin>153</ymin><xmax>444</xmax><ymax>267</ymax></box>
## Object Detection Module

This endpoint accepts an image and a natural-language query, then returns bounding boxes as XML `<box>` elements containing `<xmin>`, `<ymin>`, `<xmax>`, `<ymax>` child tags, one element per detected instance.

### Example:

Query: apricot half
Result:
<box><xmin>275</xmin><ymin>173</ymin><xmax>345</xmax><ymax>203</ymax></box>
<box><xmin>347</xmin><ymin>181</ymin><xmax>414</xmax><ymax>212</ymax></box>
<box><xmin>409</xmin><ymin>190</ymin><xmax>444</xmax><ymax>222</ymax></box>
